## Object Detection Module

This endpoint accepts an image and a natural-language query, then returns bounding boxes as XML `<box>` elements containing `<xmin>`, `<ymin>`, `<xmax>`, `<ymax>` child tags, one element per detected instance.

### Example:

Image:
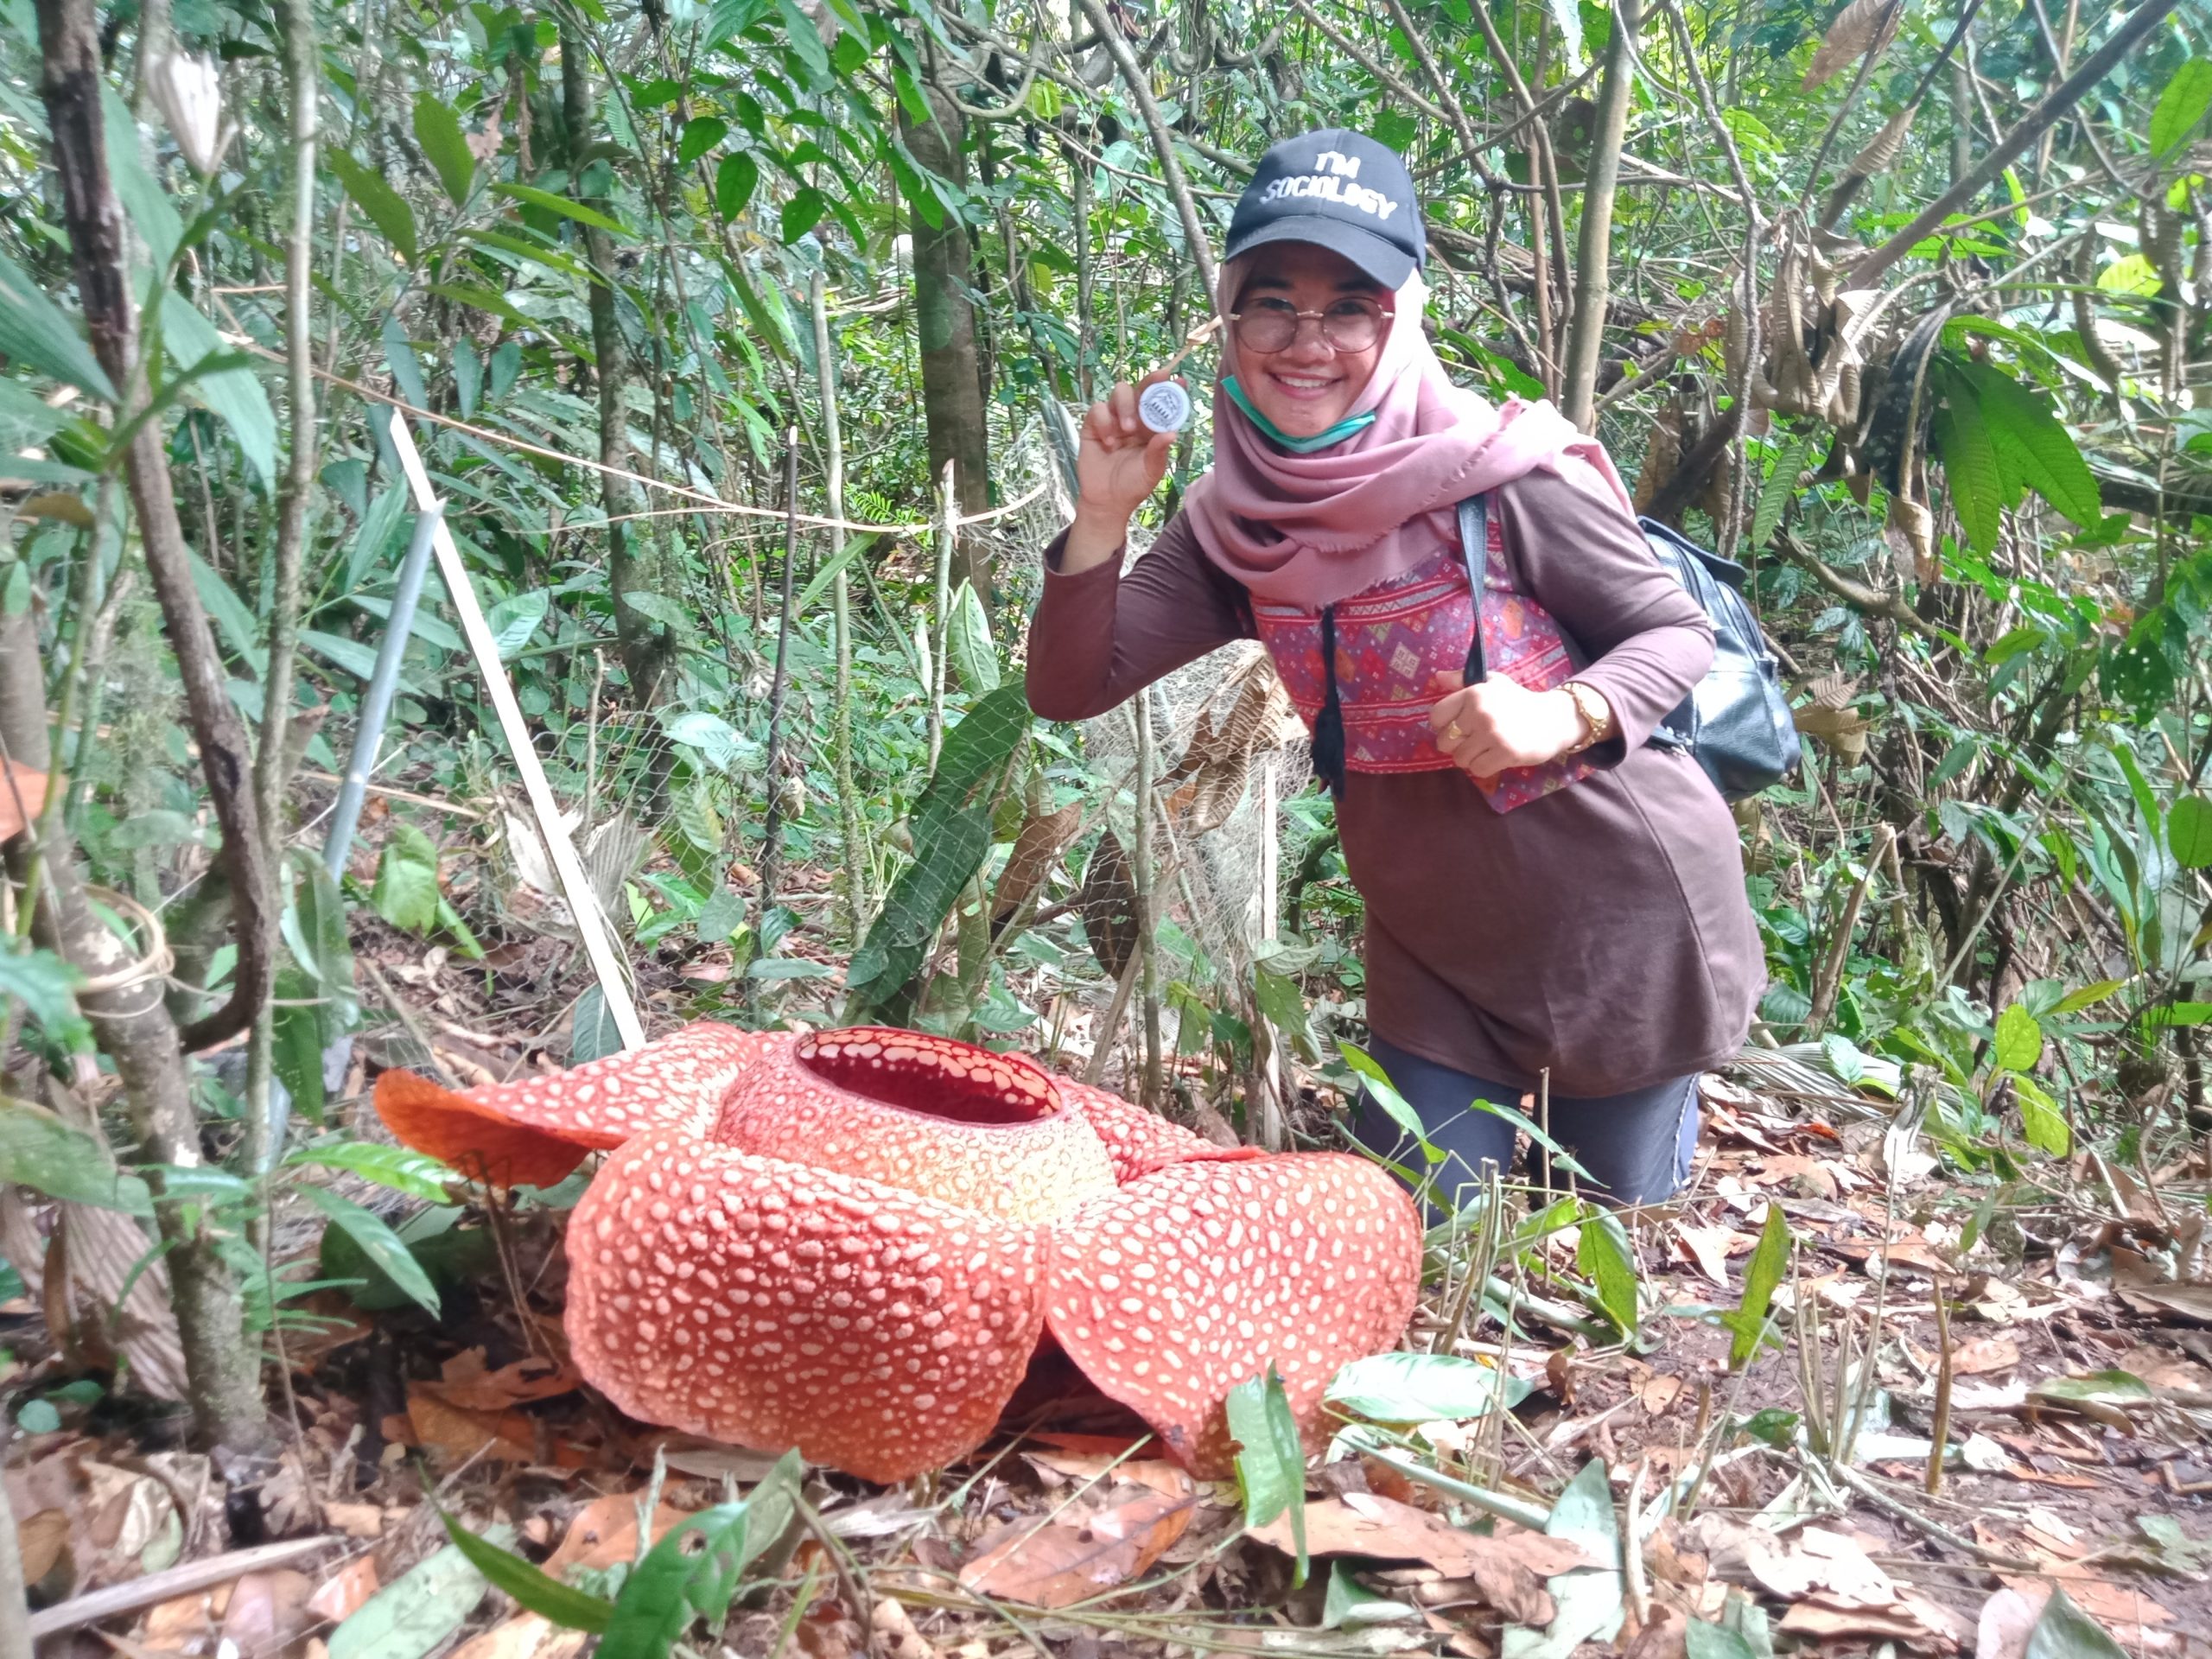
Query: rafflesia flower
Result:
<box><xmin>375</xmin><ymin>1025</ymin><xmax>1421</xmax><ymax>1483</ymax></box>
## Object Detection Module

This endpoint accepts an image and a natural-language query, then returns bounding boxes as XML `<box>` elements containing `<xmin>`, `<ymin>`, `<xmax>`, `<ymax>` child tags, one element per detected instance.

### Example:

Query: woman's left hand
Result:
<box><xmin>1427</xmin><ymin>671</ymin><xmax>1592</xmax><ymax>779</ymax></box>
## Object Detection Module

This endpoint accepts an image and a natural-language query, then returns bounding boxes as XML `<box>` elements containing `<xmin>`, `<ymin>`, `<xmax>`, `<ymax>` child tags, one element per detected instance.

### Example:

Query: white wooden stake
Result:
<box><xmin>382</xmin><ymin>412</ymin><xmax>645</xmax><ymax>1050</ymax></box>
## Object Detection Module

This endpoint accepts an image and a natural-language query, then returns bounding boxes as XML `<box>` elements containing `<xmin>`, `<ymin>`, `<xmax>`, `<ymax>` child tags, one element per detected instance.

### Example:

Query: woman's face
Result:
<box><xmin>1230</xmin><ymin>243</ymin><xmax>1391</xmax><ymax>440</ymax></box>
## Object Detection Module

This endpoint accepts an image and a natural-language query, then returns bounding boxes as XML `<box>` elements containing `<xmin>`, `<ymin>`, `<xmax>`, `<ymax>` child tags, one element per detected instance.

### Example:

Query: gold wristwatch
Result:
<box><xmin>1560</xmin><ymin>681</ymin><xmax>1616</xmax><ymax>754</ymax></box>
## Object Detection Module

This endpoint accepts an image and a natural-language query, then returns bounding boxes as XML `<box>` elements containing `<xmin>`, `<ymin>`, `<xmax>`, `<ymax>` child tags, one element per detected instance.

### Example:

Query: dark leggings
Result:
<box><xmin>1351</xmin><ymin>1035</ymin><xmax>1699</xmax><ymax>1209</ymax></box>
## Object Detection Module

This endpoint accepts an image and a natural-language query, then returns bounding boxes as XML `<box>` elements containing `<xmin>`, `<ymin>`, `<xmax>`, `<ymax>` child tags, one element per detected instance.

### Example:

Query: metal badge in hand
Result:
<box><xmin>1139</xmin><ymin>380</ymin><xmax>1192</xmax><ymax>434</ymax></box>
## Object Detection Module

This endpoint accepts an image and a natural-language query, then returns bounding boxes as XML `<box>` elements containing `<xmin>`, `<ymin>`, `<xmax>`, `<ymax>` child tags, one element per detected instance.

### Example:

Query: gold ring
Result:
<box><xmin>1444</xmin><ymin>721</ymin><xmax>1465</xmax><ymax>745</ymax></box>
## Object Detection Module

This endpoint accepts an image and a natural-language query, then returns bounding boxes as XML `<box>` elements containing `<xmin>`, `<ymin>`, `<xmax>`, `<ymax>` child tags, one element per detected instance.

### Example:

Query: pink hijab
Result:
<box><xmin>1181</xmin><ymin>259</ymin><xmax>1632</xmax><ymax>610</ymax></box>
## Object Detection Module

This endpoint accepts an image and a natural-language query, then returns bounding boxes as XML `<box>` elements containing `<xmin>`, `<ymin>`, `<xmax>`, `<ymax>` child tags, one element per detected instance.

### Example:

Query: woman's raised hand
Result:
<box><xmin>1427</xmin><ymin>670</ymin><xmax>1593</xmax><ymax>780</ymax></box>
<box><xmin>1063</xmin><ymin>374</ymin><xmax>1179</xmax><ymax>573</ymax></box>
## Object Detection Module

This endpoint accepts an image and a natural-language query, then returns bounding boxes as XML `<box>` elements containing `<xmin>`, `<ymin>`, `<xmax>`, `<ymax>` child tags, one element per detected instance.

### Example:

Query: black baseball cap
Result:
<box><xmin>1224</xmin><ymin>129</ymin><xmax>1425</xmax><ymax>290</ymax></box>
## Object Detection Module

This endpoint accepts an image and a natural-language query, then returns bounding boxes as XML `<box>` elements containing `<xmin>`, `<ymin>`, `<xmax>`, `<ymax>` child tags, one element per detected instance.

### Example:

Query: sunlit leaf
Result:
<box><xmin>414</xmin><ymin>93</ymin><xmax>476</xmax><ymax>205</ymax></box>
<box><xmin>1227</xmin><ymin>1365</ymin><xmax>1306</xmax><ymax>1588</ymax></box>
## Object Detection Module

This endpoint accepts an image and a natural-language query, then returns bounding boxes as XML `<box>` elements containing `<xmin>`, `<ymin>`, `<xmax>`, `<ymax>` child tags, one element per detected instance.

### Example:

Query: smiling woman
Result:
<box><xmin>1027</xmin><ymin>129</ymin><xmax>1765</xmax><ymax>1211</ymax></box>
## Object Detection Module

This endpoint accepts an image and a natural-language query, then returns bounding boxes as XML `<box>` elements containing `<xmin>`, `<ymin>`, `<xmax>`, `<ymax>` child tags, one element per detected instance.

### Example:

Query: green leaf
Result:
<box><xmin>494</xmin><ymin>183</ymin><xmax>635</xmax><ymax>239</ymax></box>
<box><xmin>1252</xmin><ymin>967</ymin><xmax>1316</xmax><ymax>1059</ymax></box>
<box><xmin>1966</xmin><ymin>362</ymin><xmax>2101</xmax><ymax>529</ymax></box>
<box><xmin>414</xmin><ymin>93</ymin><xmax>477</xmax><ymax>205</ymax></box>
<box><xmin>2051</xmin><ymin>977</ymin><xmax>2126</xmax><ymax>1015</ymax></box>
<box><xmin>1748</xmin><ymin>435</ymin><xmax>1809</xmax><ymax>552</ymax></box>
<box><xmin>844</xmin><ymin>805</ymin><xmax>990</xmax><ymax>1004</ymax></box>
<box><xmin>779</xmin><ymin>187</ymin><xmax>827</xmax><ymax>244</ymax></box>
<box><xmin>300</xmin><ymin>1185</ymin><xmax>442</xmax><ymax>1315</ymax></box>
<box><xmin>288</xmin><ymin>1142</ymin><xmax>459</xmax><ymax>1202</ymax></box>
<box><xmin>2031</xmin><ymin>1370</ymin><xmax>2152</xmax><ymax>1404</ymax></box>
<box><xmin>663</xmin><ymin>710</ymin><xmax>759</xmax><ymax>774</ymax></box>
<box><xmin>162</xmin><ymin>294</ymin><xmax>278</xmax><ymax>490</ymax></box>
<box><xmin>571</xmin><ymin>986</ymin><xmax>625</xmax><ymax>1063</ymax></box>
<box><xmin>715</xmin><ymin>151</ymin><xmax>760</xmax><ymax>218</ymax></box>
<box><xmin>677</xmin><ymin>116</ymin><xmax>728</xmax><ymax>164</ymax></box>
<box><xmin>945</xmin><ymin>582</ymin><xmax>998</xmax><ymax>693</ymax></box>
<box><xmin>1682</xmin><ymin>1615</ymin><xmax>1763</xmax><ymax>1659</ymax></box>
<box><xmin>1324</xmin><ymin>1352</ymin><xmax>1533</xmax><ymax>1424</ymax></box>
<box><xmin>622</xmin><ymin>590</ymin><xmax>690</xmax><ymax>629</ymax></box>
<box><xmin>2143</xmin><ymin>1001</ymin><xmax>2212</xmax><ymax>1027</ymax></box>
<box><xmin>1932</xmin><ymin>368</ymin><xmax>2003</xmax><ymax>555</ymax></box>
<box><xmin>1337</xmin><ymin>1042</ymin><xmax>1432</xmax><ymax>1150</ymax></box>
<box><xmin>0</xmin><ymin>250</ymin><xmax>117</xmax><ymax>401</ymax></box>
<box><xmin>1993</xmin><ymin>1002</ymin><xmax>2044</xmax><ymax>1073</ymax></box>
<box><xmin>597</xmin><ymin>1454</ymin><xmax>800</xmax><ymax>1659</ymax></box>
<box><xmin>270</xmin><ymin>966</ymin><xmax>327</xmax><ymax>1127</ymax></box>
<box><xmin>372</xmin><ymin>824</ymin><xmax>442</xmax><ymax>934</ymax></box>
<box><xmin>486</xmin><ymin>589</ymin><xmax>549</xmax><ymax>660</ymax></box>
<box><xmin>454</xmin><ymin>340</ymin><xmax>481</xmax><ymax>419</ymax></box>
<box><xmin>909</xmin><ymin>682</ymin><xmax>1032</xmax><ymax>848</ymax></box>
<box><xmin>437</xmin><ymin>1511</ymin><xmax>613</xmax><ymax>1633</ymax></box>
<box><xmin>329</xmin><ymin>1534</ymin><xmax>508</xmax><ymax>1659</ymax></box>
<box><xmin>1721</xmin><ymin>1200</ymin><xmax>1790</xmax><ymax>1370</ymax></box>
<box><xmin>327</xmin><ymin>149</ymin><xmax>419</xmax><ymax>264</ymax></box>
<box><xmin>2149</xmin><ymin>59</ymin><xmax>2212</xmax><ymax>158</ymax></box>
<box><xmin>0</xmin><ymin>1096</ymin><xmax>153</xmax><ymax>1215</ymax></box>
<box><xmin>0</xmin><ymin>947</ymin><xmax>89</xmax><ymax>1042</ymax></box>
<box><xmin>1575</xmin><ymin>1205</ymin><xmax>1640</xmax><ymax>1334</ymax></box>
<box><xmin>2014</xmin><ymin>1074</ymin><xmax>2069</xmax><ymax>1157</ymax></box>
<box><xmin>1503</xmin><ymin>1459</ymin><xmax>1622</xmax><ymax>1659</ymax></box>
<box><xmin>696</xmin><ymin>886</ymin><xmax>747</xmax><ymax>945</ymax></box>
<box><xmin>1227</xmin><ymin>1365</ymin><xmax>1306</xmax><ymax>1589</ymax></box>
<box><xmin>301</xmin><ymin>628</ymin><xmax>426</xmax><ymax>694</ymax></box>
<box><xmin>2170</xmin><ymin>796</ymin><xmax>2212</xmax><ymax>868</ymax></box>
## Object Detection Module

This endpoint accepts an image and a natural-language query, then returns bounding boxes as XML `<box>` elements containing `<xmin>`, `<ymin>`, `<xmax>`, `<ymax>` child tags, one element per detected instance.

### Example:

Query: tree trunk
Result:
<box><xmin>1560</xmin><ymin>0</ymin><xmax>1640</xmax><ymax>430</ymax></box>
<box><xmin>36</xmin><ymin>0</ymin><xmax>273</xmax><ymax>1056</ymax></box>
<box><xmin>562</xmin><ymin>22</ymin><xmax>677</xmax><ymax>704</ymax></box>
<box><xmin>0</xmin><ymin>613</ymin><xmax>268</xmax><ymax>1453</ymax></box>
<box><xmin>899</xmin><ymin>79</ymin><xmax>994</xmax><ymax>601</ymax></box>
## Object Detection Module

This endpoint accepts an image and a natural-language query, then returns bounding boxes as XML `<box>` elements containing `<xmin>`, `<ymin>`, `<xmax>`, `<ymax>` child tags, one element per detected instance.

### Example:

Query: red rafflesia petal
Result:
<box><xmin>714</xmin><ymin>1029</ymin><xmax>1118</xmax><ymax>1224</ymax></box>
<box><xmin>1041</xmin><ymin>1154</ymin><xmax>1423</xmax><ymax>1478</ymax></box>
<box><xmin>1057</xmin><ymin>1079</ymin><xmax>1261</xmax><ymax>1182</ymax></box>
<box><xmin>376</xmin><ymin>1024</ymin><xmax>779</xmax><ymax>1187</ymax></box>
<box><xmin>566</xmin><ymin>1128</ymin><xmax>1047</xmax><ymax>1482</ymax></box>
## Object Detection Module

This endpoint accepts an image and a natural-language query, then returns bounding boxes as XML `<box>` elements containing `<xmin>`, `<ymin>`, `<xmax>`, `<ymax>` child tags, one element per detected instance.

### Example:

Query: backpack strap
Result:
<box><xmin>1456</xmin><ymin>494</ymin><xmax>1488</xmax><ymax>684</ymax></box>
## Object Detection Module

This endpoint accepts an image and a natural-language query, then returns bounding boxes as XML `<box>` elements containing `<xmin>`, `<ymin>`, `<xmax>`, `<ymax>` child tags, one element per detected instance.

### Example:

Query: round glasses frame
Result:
<box><xmin>1229</xmin><ymin>297</ymin><xmax>1395</xmax><ymax>355</ymax></box>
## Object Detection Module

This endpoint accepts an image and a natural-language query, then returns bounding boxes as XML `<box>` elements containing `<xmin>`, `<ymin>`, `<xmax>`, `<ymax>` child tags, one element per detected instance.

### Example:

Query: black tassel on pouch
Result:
<box><xmin>1313</xmin><ymin>604</ymin><xmax>1347</xmax><ymax>797</ymax></box>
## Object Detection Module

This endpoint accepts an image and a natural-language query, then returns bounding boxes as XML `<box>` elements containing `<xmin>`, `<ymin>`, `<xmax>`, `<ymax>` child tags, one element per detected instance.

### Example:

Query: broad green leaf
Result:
<box><xmin>414</xmin><ymin>93</ymin><xmax>477</xmax><ymax>205</ymax></box>
<box><xmin>571</xmin><ymin>986</ymin><xmax>624</xmax><ymax>1063</ymax></box>
<box><xmin>161</xmin><ymin>294</ymin><xmax>277</xmax><ymax>489</ymax></box>
<box><xmin>0</xmin><ymin>948</ymin><xmax>89</xmax><ymax>1042</ymax></box>
<box><xmin>288</xmin><ymin>1142</ymin><xmax>459</xmax><ymax>1202</ymax></box>
<box><xmin>372</xmin><ymin>824</ymin><xmax>442</xmax><ymax>934</ymax></box>
<box><xmin>328</xmin><ymin>149</ymin><xmax>418</xmax><ymax>263</ymax></box>
<box><xmin>1993</xmin><ymin>1003</ymin><xmax>2044</xmax><ymax>1073</ymax></box>
<box><xmin>1227</xmin><ymin>1365</ymin><xmax>1306</xmax><ymax>1588</ymax></box>
<box><xmin>486</xmin><ymin>589</ymin><xmax>549</xmax><ymax>660</ymax></box>
<box><xmin>844</xmin><ymin>805</ymin><xmax>989</xmax><ymax>1003</ymax></box>
<box><xmin>1324</xmin><ymin>1352</ymin><xmax>1533</xmax><ymax>1423</ymax></box>
<box><xmin>300</xmin><ymin>1185</ymin><xmax>442</xmax><ymax>1315</ymax></box>
<box><xmin>329</xmin><ymin>1532</ymin><xmax>509</xmax><ymax>1659</ymax></box>
<box><xmin>270</xmin><ymin>966</ymin><xmax>327</xmax><ymax>1127</ymax></box>
<box><xmin>2014</xmin><ymin>1074</ymin><xmax>2069</xmax><ymax>1156</ymax></box>
<box><xmin>453</xmin><ymin>340</ymin><xmax>481</xmax><ymax>420</ymax></box>
<box><xmin>2170</xmin><ymin>796</ymin><xmax>2212</xmax><ymax>868</ymax></box>
<box><xmin>945</xmin><ymin>582</ymin><xmax>998</xmax><ymax>693</ymax></box>
<box><xmin>437</xmin><ymin>1511</ymin><xmax>613</xmax><ymax>1632</ymax></box>
<box><xmin>1322</xmin><ymin>1560</ymin><xmax>1408</xmax><ymax>1630</ymax></box>
<box><xmin>301</xmin><ymin>629</ymin><xmax>425</xmax><ymax>694</ymax></box>
<box><xmin>2031</xmin><ymin>1370</ymin><xmax>2152</xmax><ymax>1403</ymax></box>
<box><xmin>2052</xmin><ymin>977</ymin><xmax>2126</xmax><ymax>1014</ymax></box>
<box><xmin>696</xmin><ymin>886</ymin><xmax>747</xmax><ymax>945</ymax></box>
<box><xmin>1932</xmin><ymin>369</ymin><xmax>2002</xmax><ymax>555</ymax></box>
<box><xmin>2097</xmin><ymin>253</ymin><xmax>2162</xmax><ymax>297</ymax></box>
<box><xmin>1503</xmin><ymin>1459</ymin><xmax>1621</xmax><ymax>1659</ymax></box>
<box><xmin>2149</xmin><ymin>59</ymin><xmax>2212</xmax><ymax>157</ymax></box>
<box><xmin>0</xmin><ymin>378</ymin><xmax>69</xmax><ymax>453</ymax></box>
<box><xmin>1338</xmin><ymin>1041</ymin><xmax>1430</xmax><ymax>1148</ymax></box>
<box><xmin>494</xmin><ymin>183</ymin><xmax>635</xmax><ymax>239</ymax></box>
<box><xmin>779</xmin><ymin>187</ymin><xmax>827</xmax><ymax>244</ymax></box>
<box><xmin>0</xmin><ymin>250</ymin><xmax>117</xmax><ymax>402</ymax></box>
<box><xmin>0</xmin><ymin>1096</ymin><xmax>153</xmax><ymax>1215</ymax></box>
<box><xmin>678</xmin><ymin>116</ymin><xmax>728</xmax><ymax>164</ymax></box>
<box><xmin>621</xmin><ymin>590</ymin><xmax>690</xmax><ymax>629</ymax></box>
<box><xmin>663</xmin><ymin>709</ymin><xmax>759</xmax><ymax>774</ymax></box>
<box><xmin>1722</xmin><ymin>1200</ymin><xmax>1790</xmax><ymax>1370</ymax></box>
<box><xmin>596</xmin><ymin>1454</ymin><xmax>799</xmax><ymax>1659</ymax></box>
<box><xmin>1576</xmin><ymin>1205</ymin><xmax>1639</xmax><ymax>1334</ymax></box>
<box><xmin>908</xmin><ymin>683</ymin><xmax>1032</xmax><ymax>849</ymax></box>
<box><xmin>2144</xmin><ymin>1001</ymin><xmax>2212</xmax><ymax>1027</ymax></box>
<box><xmin>715</xmin><ymin>151</ymin><xmax>760</xmax><ymax>218</ymax></box>
<box><xmin>1967</xmin><ymin>361</ymin><xmax>2101</xmax><ymax>529</ymax></box>
<box><xmin>1252</xmin><ymin>967</ymin><xmax>1316</xmax><ymax>1059</ymax></box>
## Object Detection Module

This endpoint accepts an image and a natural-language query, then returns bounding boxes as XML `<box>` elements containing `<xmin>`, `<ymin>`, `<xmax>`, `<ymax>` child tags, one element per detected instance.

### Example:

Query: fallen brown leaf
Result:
<box><xmin>1642</xmin><ymin>1374</ymin><xmax>1686</xmax><ymax>1415</ymax></box>
<box><xmin>1027</xmin><ymin>1450</ymin><xmax>1197</xmax><ymax>1503</ymax></box>
<box><xmin>219</xmin><ymin>1569</ymin><xmax>315</xmax><ymax>1659</ymax></box>
<box><xmin>423</xmin><ymin>1349</ymin><xmax>581</xmax><ymax>1411</ymax></box>
<box><xmin>1742</xmin><ymin>1526</ymin><xmax>1896</xmax><ymax>1605</ymax></box>
<box><xmin>542</xmin><ymin>1495</ymin><xmax>695</xmax><ymax>1576</ymax></box>
<box><xmin>1777</xmin><ymin>1592</ymin><xmax>1960</xmax><ymax>1649</ymax></box>
<box><xmin>306</xmin><ymin>1556</ymin><xmax>379</xmax><ymax>1624</ymax></box>
<box><xmin>958</xmin><ymin>1483</ymin><xmax>1194</xmax><ymax>1608</ymax></box>
<box><xmin>1624</xmin><ymin>1605</ymin><xmax>1688</xmax><ymax>1659</ymax></box>
<box><xmin>1250</xmin><ymin>1491</ymin><xmax>1584</xmax><ymax>1624</ymax></box>
<box><xmin>1949</xmin><ymin>1337</ymin><xmax>2020</xmax><ymax>1376</ymax></box>
<box><xmin>448</xmin><ymin>1613</ymin><xmax>589</xmax><ymax>1659</ymax></box>
<box><xmin>869</xmin><ymin>1598</ymin><xmax>932</xmax><ymax>1659</ymax></box>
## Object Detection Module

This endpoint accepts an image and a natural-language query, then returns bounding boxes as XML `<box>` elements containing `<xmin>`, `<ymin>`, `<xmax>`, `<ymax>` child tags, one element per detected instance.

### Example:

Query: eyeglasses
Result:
<box><xmin>1229</xmin><ymin>296</ymin><xmax>1394</xmax><ymax>355</ymax></box>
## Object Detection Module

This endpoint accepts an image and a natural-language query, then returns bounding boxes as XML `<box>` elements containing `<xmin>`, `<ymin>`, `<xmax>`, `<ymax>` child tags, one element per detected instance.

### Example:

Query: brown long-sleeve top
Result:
<box><xmin>1025</xmin><ymin>458</ymin><xmax>1765</xmax><ymax>1098</ymax></box>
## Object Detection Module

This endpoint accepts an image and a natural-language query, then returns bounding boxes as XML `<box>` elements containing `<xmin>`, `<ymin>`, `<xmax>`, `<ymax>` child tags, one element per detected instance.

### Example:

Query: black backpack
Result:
<box><xmin>1458</xmin><ymin>497</ymin><xmax>1798</xmax><ymax>802</ymax></box>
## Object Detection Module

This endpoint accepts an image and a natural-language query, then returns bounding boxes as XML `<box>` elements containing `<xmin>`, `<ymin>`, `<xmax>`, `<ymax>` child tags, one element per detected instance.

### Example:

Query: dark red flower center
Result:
<box><xmin>795</xmin><ymin>1028</ymin><xmax>1060</xmax><ymax>1125</ymax></box>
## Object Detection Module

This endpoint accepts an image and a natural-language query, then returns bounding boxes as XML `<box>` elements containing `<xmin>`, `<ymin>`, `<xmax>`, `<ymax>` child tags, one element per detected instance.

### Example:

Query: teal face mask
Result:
<box><xmin>1222</xmin><ymin>377</ymin><xmax>1376</xmax><ymax>454</ymax></box>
